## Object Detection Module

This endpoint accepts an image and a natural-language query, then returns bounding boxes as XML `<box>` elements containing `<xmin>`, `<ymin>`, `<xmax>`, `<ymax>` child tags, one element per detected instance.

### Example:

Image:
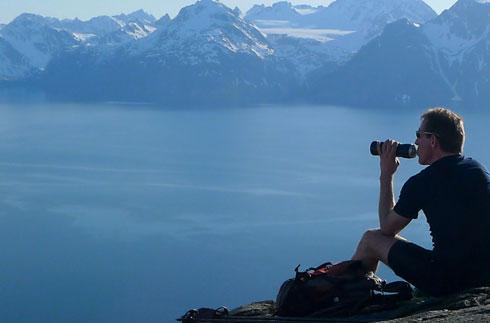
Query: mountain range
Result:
<box><xmin>0</xmin><ymin>0</ymin><xmax>489</xmax><ymax>109</ymax></box>
<box><xmin>311</xmin><ymin>0</ymin><xmax>490</xmax><ymax>108</ymax></box>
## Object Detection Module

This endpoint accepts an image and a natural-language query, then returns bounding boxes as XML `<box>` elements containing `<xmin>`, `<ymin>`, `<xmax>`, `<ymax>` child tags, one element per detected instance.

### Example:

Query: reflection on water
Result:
<box><xmin>0</xmin><ymin>103</ymin><xmax>488</xmax><ymax>322</ymax></box>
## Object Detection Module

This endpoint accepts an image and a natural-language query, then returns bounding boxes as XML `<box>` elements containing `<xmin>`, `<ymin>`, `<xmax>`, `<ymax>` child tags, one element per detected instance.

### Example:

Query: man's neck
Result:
<box><xmin>429</xmin><ymin>151</ymin><xmax>460</xmax><ymax>165</ymax></box>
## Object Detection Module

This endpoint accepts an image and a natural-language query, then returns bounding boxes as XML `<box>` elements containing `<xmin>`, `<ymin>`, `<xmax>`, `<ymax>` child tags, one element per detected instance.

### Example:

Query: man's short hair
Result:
<box><xmin>422</xmin><ymin>108</ymin><xmax>465</xmax><ymax>154</ymax></box>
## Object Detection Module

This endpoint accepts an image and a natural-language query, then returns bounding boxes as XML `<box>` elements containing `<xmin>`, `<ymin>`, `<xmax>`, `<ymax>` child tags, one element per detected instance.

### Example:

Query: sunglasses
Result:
<box><xmin>416</xmin><ymin>130</ymin><xmax>439</xmax><ymax>138</ymax></box>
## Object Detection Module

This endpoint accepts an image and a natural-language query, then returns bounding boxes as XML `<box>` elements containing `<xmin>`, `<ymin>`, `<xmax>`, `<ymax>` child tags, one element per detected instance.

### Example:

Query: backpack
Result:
<box><xmin>275</xmin><ymin>260</ymin><xmax>413</xmax><ymax>317</ymax></box>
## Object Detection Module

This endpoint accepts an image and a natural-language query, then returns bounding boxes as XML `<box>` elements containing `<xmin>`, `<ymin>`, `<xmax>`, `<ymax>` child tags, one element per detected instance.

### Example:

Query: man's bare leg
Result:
<box><xmin>352</xmin><ymin>229</ymin><xmax>407</xmax><ymax>273</ymax></box>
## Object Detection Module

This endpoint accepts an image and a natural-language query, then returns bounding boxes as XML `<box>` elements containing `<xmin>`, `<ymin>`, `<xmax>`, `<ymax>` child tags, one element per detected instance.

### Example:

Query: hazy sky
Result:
<box><xmin>0</xmin><ymin>0</ymin><xmax>459</xmax><ymax>24</ymax></box>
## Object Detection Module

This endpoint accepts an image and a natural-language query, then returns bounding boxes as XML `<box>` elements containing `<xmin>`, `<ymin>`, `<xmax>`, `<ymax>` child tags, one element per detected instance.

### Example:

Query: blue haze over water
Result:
<box><xmin>0</xmin><ymin>103</ymin><xmax>488</xmax><ymax>322</ymax></box>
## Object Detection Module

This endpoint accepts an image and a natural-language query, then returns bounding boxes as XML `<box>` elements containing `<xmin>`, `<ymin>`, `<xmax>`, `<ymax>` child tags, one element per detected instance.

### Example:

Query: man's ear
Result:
<box><xmin>430</xmin><ymin>135</ymin><xmax>438</xmax><ymax>148</ymax></box>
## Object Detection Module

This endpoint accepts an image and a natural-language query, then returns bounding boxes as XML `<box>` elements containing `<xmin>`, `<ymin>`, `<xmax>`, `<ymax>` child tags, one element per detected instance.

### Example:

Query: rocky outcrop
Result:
<box><xmin>229</xmin><ymin>287</ymin><xmax>490</xmax><ymax>322</ymax></box>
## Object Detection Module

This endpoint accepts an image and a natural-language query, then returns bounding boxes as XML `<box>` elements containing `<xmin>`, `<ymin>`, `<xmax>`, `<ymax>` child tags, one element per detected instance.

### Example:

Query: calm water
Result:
<box><xmin>0</xmin><ymin>103</ymin><xmax>488</xmax><ymax>322</ymax></box>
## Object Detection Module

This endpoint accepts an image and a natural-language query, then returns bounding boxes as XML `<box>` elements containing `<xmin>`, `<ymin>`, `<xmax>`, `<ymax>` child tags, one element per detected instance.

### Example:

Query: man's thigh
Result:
<box><xmin>387</xmin><ymin>240</ymin><xmax>445</xmax><ymax>295</ymax></box>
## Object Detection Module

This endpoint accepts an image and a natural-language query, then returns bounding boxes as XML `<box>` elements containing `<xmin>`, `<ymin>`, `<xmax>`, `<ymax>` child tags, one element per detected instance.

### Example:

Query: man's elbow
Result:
<box><xmin>380</xmin><ymin>226</ymin><xmax>398</xmax><ymax>237</ymax></box>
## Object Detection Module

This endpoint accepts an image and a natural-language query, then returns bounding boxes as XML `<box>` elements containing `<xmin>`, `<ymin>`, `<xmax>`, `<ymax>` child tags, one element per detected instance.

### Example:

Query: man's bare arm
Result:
<box><xmin>378</xmin><ymin>140</ymin><xmax>411</xmax><ymax>236</ymax></box>
<box><xmin>379</xmin><ymin>174</ymin><xmax>410</xmax><ymax>236</ymax></box>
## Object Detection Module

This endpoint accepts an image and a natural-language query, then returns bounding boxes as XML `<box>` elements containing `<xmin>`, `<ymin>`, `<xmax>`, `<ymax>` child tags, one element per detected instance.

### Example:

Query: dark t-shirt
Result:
<box><xmin>394</xmin><ymin>154</ymin><xmax>490</xmax><ymax>265</ymax></box>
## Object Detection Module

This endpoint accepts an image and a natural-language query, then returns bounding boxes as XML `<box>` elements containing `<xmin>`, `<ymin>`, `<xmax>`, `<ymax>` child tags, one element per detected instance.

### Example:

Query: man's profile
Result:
<box><xmin>352</xmin><ymin>107</ymin><xmax>490</xmax><ymax>296</ymax></box>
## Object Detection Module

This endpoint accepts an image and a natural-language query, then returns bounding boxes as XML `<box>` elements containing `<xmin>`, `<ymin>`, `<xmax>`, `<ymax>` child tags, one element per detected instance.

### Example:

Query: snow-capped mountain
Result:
<box><xmin>309</xmin><ymin>19</ymin><xmax>449</xmax><ymax>108</ymax></box>
<box><xmin>56</xmin><ymin>16</ymin><xmax>122</xmax><ymax>37</ymax></box>
<box><xmin>246</xmin><ymin>0</ymin><xmax>436</xmax><ymax>30</ymax></box>
<box><xmin>92</xmin><ymin>21</ymin><xmax>156</xmax><ymax>47</ymax></box>
<box><xmin>245</xmin><ymin>2</ymin><xmax>306</xmax><ymax>27</ymax></box>
<box><xmin>0</xmin><ymin>14</ymin><xmax>79</xmax><ymax>78</ymax></box>
<box><xmin>2</xmin><ymin>0</ymin><xmax>490</xmax><ymax>109</ymax></box>
<box><xmin>244</xmin><ymin>2</ymin><xmax>352</xmax><ymax>71</ymax></box>
<box><xmin>309</xmin><ymin>0</ymin><xmax>490</xmax><ymax>109</ymax></box>
<box><xmin>113</xmin><ymin>9</ymin><xmax>156</xmax><ymax>26</ymax></box>
<box><xmin>55</xmin><ymin>10</ymin><xmax>158</xmax><ymax>45</ymax></box>
<box><xmin>131</xmin><ymin>0</ymin><xmax>272</xmax><ymax>61</ymax></box>
<box><xmin>40</xmin><ymin>0</ymin><xmax>293</xmax><ymax>104</ymax></box>
<box><xmin>305</xmin><ymin>0</ymin><xmax>435</xmax><ymax>30</ymax></box>
<box><xmin>423</xmin><ymin>0</ymin><xmax>490</xmax><ymax>63</ymax></box>
<box><xmin>246</xmin><ymin>0</ymin><xmax>437</xmax><ymax>69</ymax></box>
<box><xmin>421</xmin><ymin>0</ymin><xmax>490</xmax><ymax>106</ymax></box>
<box><xmin>0</xmin><ymin>10</ymin><xmax>160</xmax><ymax>79</ymax></box>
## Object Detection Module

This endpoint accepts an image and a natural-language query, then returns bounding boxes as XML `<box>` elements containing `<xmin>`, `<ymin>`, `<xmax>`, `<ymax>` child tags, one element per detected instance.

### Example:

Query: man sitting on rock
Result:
<box><xmin>352</xmin><ymin>107</ymin><xmax>490</xmax><ymax>296</ymax></box>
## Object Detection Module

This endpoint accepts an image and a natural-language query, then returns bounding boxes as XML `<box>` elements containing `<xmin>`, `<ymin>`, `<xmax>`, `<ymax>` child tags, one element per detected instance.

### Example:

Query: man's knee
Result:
<box><xmin>357</xmin><ymin>228</ymin><xmax>398</xmax><ymax>264</ymax></box>
<box><xmin>359</xmin><ymin>229</ymin><xmax>383</xmax><ymax>246</ymax></box>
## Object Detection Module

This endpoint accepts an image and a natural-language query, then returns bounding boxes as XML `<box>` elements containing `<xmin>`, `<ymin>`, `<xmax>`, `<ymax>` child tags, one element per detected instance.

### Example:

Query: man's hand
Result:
<box><xmin>378</xmin><ymin>140</ymin><xmax>400</xmax><ymax>179</ymax></box>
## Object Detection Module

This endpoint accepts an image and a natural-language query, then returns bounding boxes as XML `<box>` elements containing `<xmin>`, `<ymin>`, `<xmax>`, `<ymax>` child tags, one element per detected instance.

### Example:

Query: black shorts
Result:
<box><xmin>387</xmin><ymin>240</ymin><xmax>451</xmax><ymax>296</ymax></box>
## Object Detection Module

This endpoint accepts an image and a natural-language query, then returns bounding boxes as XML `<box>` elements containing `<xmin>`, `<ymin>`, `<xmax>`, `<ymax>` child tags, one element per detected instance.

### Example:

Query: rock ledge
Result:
<box><xmin>230</xmin><ymin>287</ymin><xmax>490</xmax><ymax>322</ymax></box>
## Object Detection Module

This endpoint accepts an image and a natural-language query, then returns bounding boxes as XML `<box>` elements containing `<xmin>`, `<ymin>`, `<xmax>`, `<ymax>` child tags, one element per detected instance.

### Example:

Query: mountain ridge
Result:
<box><xmin>38</xmin><ymin>0</ymin><xmax>294</xmax><ymax>105</ymax></box>
<box><xmin>0</xmin><ymin>0</ymin><xmax>489</xmax><ymax>109</ymax></box>
<box><xmin>309</xmin><ymin>0</ymin><xmax>490</xmax><ymax>109</ymax></box>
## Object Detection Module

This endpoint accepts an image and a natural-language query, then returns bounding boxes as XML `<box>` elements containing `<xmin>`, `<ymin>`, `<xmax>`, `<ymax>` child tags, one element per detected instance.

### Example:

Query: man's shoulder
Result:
<box><xmin>460</xmin><ymin>156</ymin><xmax>488</xmax><ymax>170</ymax></box>
<box><xmin>455</xmin><ymin>157</ymin><xmax>489</xmax><ymax>178</ymax></box>
<box><xmin>460</xmin><ymin>157</ymin><xmax>490</xmax><ymax>187</ymax></box>
<box><xmin>429</xmin><ymin>155</ymin><xmax>486</xmax><ymax>175</ymax></box>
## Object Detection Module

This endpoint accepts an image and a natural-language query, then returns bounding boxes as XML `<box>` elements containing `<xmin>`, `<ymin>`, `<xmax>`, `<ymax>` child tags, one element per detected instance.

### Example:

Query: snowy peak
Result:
<box><xmin>430</xmin><ymin>0</ymin><xmax>490</xmax><ymax>39</ymax></box>
<box><xmin>317</xmin><ymin>0</ymin><xmax>436</xmax><ymax>29</ymax></box>
<box><xmin>245</xmin><ymin>2</ymin><xmax>302</xmax><ymax>24</ymax></box>
<box><xmin>170</xmin><ymin>0</ymin><xmax>242</xmax><ymax>33</ymax></box>
<box><xmin>114</xmin><ymin>9</ymin><xmax>156</xmax><ymax>25</ymax></box>
<box><xmin>422</xmin><ymin>0</ymin><xmax>490</xmax><ymax>62</ymax></box>
<box><xmin>245</xmin><ymin>0</ymin><xmax>436</xmax><ymax>30</ymax></box>
<box><xmin>245</xmin><ymin>2</ymin><xmax>326</xmax><ymax>28</ymax></box>
<box><xmin>244</xmin><ymin>0</ymin><xmax>436</xmax><ymax>67</ymax></box>
<box><xmin>72</xmin><ymin>16</ymin><xmax>123</xmax><ymax>35</ymax></box>
<box><xmin>316</xmin><ymin>0</ymin><xmax>490</xmax><ymax>108</ymax></box>
<box><xmin>55</xmin><ymin>12</ymin><xmax>159</xmax><ymax>46</ymax></box>
<box><xmin>137</xmin><ymin>0</ymin><xmax>271</xmax><ymax>60</ymax></box>
<box><xmin>0</xmin><ymin>14</ymin><xmax>78</xmax><ymax>69</ymax></box>
<box><xmin>95</xmin><ymin>22</ymin><xmax>156</xmax><ymax>46</ymax></box>
<box><xmin>53</xmin><ymin>11</ymin><xmax>157</xmax><ymax>41</ymax></box>
<box><xmin>0</xmin><ymin>9</ymin><xmax>159</xmax><ymax>79</ymax></box>
<box><xmin>442</xmin><ymin>0</ymin><xmax>490</xmax><ymax>23</ymax></box>
<box><xmin>100</xmin><ymin>11</ymin><xmax>157</xmax><ymax>44</ymax></box>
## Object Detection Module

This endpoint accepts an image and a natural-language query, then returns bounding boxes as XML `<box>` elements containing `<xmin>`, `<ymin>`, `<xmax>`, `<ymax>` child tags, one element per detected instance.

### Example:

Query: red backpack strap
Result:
<box><xmin>310</xmin><ymin>260</ymin><xmax>364</xmax><ymax>277</ymax></box>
